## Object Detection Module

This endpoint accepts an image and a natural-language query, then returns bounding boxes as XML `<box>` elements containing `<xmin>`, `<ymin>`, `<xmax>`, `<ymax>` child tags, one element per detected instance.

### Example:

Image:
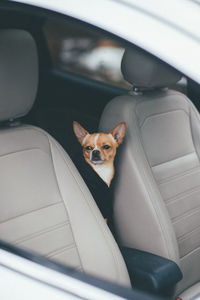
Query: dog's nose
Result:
<box><xmin>93</xmin><ymin>150</ymin><xmax>100</xmax><ymax>156</ymax></box>
<box><xmin>92</xmin><ymin>149</ymin><xmax>101</xmax><ymax>160</ymax></box>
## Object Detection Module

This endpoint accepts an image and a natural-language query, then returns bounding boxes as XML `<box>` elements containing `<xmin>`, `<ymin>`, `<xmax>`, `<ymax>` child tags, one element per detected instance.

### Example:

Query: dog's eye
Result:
<box><xmin>85</xmin><ymin>146</ymin><xmax>93</xmax><ymax>151</ymax></box>
<box><xmin>102</xmin><ymin>145</ymin><xmax>110</xmax><ymax>150</ymax></box>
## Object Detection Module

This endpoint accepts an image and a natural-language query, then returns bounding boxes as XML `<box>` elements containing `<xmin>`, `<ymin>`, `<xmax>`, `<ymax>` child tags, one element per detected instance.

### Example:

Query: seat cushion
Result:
<box><xmin>99</xmin><ymin>89</ymin><xmax>200</xmax><ymax>294</ymax></box>
<box><xmin>0</xmin><ymin>124</ymin><xmax>130</xmax><ymax>287</ymax></box>
<box><xmin>179</xmin><ymin>282</ymin><xmax>200</xmax><ymax>300</ymax></box>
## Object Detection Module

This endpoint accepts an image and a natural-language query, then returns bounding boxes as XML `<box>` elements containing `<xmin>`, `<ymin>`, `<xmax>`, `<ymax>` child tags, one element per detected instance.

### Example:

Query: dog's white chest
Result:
<box><xmin>92</xmin><ymin>164</ymin><xmax>113</xmax><ymax>187</ymax></box>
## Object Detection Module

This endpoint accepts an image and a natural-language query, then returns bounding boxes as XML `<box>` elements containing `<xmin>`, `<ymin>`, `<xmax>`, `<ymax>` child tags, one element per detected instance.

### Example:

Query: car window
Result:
<box><xmin>43</xmin><ymin>19</ymin><xmax>131</xmax><ymax>89</ymax></box>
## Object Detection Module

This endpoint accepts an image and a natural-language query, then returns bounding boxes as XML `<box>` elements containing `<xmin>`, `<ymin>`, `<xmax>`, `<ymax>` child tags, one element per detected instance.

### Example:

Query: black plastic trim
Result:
<box><xmin>122</xmin><ymin>247</ymin><xmax>183</xmax><ymax>295</ymax></box>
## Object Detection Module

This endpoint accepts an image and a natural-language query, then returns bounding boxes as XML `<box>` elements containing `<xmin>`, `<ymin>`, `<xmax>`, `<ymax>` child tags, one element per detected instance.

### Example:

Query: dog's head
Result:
<box><xmin>73</xmin><ymin>121</ymin><xmax>126</xmax><ymax>166</ymax></box>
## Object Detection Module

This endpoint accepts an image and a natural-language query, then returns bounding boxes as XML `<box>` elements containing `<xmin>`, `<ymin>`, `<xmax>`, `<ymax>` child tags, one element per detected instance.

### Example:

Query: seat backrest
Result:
<box><xmin>99</xmin><ymin>47</ymin><xmax>200</xmax><ymax>294</ymax></box>
<box><xmin>0</xmin><ymin>29</ymin><xmax>130</xmax><ymax>287</ymax></box>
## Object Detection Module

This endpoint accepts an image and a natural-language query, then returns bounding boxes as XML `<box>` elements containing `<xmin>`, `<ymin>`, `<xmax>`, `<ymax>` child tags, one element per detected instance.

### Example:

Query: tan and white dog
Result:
<box><xmin>73</xmin><ymin>121</ymin><xmax>126</xmax><ymax>187</ymax></box>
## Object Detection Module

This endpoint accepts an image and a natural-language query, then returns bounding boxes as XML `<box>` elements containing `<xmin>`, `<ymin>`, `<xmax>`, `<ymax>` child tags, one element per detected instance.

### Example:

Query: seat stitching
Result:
<box><xmin>180</xmin><ymin>245</ymin><xmax>200</xmax><ymax>259</ymax></box>
<box><xmin>46</xmin><ymin>243</ymin><xmax>77</xmax><ymax>258</ymax></box>
<box><xmin>165</xmin><ymin>184</ymin><xmax>200</xmax><ymax>205</ymax></box>
<box><xmin>173</xmin><ymin>206</ymin><xmax>200</xmax><ymax>226</ymax></box>
<box><xmin>48</xmin><ymin>135</ymin><xmax>122</xmax><ymax>282</ymax></box>
<box><xmin>152</xmin><ymin>151</ymin><xmax>196</xmax><ymax>170</ymax></box>
<box><xmin>158</xmin><ymin>166</ymin><xmax>200</xmax><ymax>186</ymax></box>
<box><xmin>0</xmin><ymin>201</ymin><xmax>63</xmax><ymax>224</ymax></box>
<box><xmin>0</xmin><ymin>147</ymin><xmax>48</xmax><ymax>158</ymax></box>
<box><xmin>47</xmin><ymin>135</ymin><xmax>84</xmax><ymax>272</ymax></box>
<box><xmin>14</xmin><ymin>221</ymin><xmax>69</xmax><ymax>245</ymax></box>
<box><xmin>140</xmin><ymin>108</ymin><xmax>189</xmax><ymax>129</ymax></box>
<box><xmin>178</xmin><ymin>223</ymin><xmax>200</xmax><ymax>243</ymax></box>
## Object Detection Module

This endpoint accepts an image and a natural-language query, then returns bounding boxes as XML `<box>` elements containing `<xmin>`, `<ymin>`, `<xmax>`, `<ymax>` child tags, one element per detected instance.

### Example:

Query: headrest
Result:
<box><xmin>121</xmin><ymin>47</ymin><xmax>181</xmax><ymax>89</ymax></box>
<box><xmin>0</xmin><ymin>29</ymin><xmax>38</xmax><ymax>122</ymax></box>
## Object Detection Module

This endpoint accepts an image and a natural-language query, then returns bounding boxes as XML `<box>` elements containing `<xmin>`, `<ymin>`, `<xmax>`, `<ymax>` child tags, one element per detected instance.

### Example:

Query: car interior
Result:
<box><xmin>1</xmin><ymin>2</ymin><xmax>200</xmax><ymax>300</ymax></box>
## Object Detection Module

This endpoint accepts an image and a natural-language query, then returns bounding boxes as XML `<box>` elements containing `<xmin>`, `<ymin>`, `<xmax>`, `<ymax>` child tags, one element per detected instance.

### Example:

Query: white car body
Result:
<box><xmin>0</xmin><ymin>248</ymin><xmax>124</xmax><ymax>300</ymax></box>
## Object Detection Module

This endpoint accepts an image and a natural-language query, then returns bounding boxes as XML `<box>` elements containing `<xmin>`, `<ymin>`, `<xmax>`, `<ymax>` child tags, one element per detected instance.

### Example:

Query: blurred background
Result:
<box><xmin>43</xmin><ymin>19</ymin><xmax>131</xmax><ymax>89</ymax></box>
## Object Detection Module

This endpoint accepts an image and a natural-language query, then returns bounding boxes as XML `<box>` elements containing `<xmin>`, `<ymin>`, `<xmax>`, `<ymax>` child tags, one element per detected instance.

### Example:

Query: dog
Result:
<box><xmin>73</xmin><ymin>121</ymin><xmax>126</xmax><ymax>187</ymax></box>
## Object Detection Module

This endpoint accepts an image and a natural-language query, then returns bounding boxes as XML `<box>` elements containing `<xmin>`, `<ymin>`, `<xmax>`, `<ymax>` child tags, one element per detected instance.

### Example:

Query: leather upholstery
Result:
<box><xmin>0</xmin><ymin>30</ymin><xmax>38</xmax><ymax>121</ymax></box>
<box><xmin>0</xmin><ymin>125</ymin><xmax>130</xmax><ymax>286</ymax></box>
<box><xmin>121</xmin><ymin>48</ymin><xmax>181</xmax><ymax>88</ymax></box>
<box><xmin>99</xmin><ymin>88</ymin><xmax>200</xmax><ymax>294</ymax></box>
<box><xmin>0</xmin><ymin>29</ymin><xmax>130</xmax><ymax>287</ymax></box>
<box><xmin>180</xmin><ymin>283</ymin><xmax>200</xmax><ymax>300</ymax></box>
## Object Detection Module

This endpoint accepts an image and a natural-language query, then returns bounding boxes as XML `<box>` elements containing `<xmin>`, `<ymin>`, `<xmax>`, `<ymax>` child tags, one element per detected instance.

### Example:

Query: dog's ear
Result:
<box><xmin>110</xmin><ymin>122</ymin><xmax>126</xmax><ymax>145</ymax></box>
<box><xmin>73</xmin><ymin>121</ymin><xmax>89</xmax><ymax>145</ymax></box>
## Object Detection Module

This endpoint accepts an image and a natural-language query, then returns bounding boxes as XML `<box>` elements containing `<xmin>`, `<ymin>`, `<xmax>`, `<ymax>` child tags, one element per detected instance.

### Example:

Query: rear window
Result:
<box><xmin>43</xmin><ymin>19</ymin><xmax>131</xmax><ymax>89</ymax></box>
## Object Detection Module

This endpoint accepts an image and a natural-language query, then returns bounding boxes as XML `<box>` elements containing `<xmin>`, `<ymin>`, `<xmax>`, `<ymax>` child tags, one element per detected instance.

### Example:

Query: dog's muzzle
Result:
<box><xmin>91</xmin><ymin>149</ymin><xmax>102</xmax><ymax>163</ymax></box>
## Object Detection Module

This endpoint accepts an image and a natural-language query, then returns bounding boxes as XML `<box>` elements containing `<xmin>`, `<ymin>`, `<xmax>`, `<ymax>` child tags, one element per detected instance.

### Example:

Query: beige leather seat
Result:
<box><xmin>99</xmin><ymin>48</ymin><xmax>200</xmax><ymax>299</ymax></box>
<box><xmin>0</xmin><ymin>29</ymin><xmax>130</xmax><ymax>287</ymax></box>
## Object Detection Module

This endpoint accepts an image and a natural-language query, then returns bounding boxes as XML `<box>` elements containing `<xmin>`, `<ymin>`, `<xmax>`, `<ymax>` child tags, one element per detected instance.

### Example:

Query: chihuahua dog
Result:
<box><xmin>73</xmin><ymin>121</ymin><xmax>126</xmax><ymax>187</ymax></box>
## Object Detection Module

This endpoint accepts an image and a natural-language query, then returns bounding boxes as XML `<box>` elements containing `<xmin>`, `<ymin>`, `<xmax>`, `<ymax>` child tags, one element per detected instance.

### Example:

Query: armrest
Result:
<box><xmin>121</xmin><ymin>247</ymin><xmax>182</xmax><ymax>294</ymax></box>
